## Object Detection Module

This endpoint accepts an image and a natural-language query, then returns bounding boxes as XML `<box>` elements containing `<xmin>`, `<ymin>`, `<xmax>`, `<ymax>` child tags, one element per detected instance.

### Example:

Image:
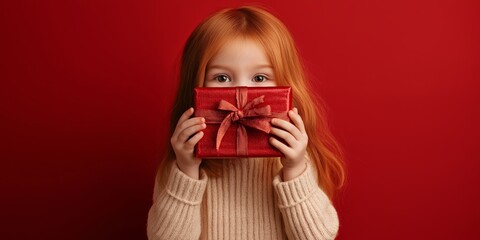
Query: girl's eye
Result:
<box><xmin>214</xmin><ymin>75</ymin><xmax>230</xmax><ymax>82</ymax></box>
<box><xmin>253</xmin><ymin>75</ymin><xmax>267</xmax><ymax>83</ymax></box>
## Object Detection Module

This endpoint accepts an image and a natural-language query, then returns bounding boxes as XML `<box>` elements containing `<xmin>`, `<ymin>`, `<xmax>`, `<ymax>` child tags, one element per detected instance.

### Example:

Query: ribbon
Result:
<box><xmin>215</xmin><ymin>87</ymin><xmax>273</xmax><ymax>155</ymax></box>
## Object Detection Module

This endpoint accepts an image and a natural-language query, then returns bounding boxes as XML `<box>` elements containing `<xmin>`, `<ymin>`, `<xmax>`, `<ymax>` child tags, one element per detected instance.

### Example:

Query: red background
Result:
<box><xmin>1</xmin><ymin>0</ymin><xmax>479</xmax><ymax>239</ymax></box>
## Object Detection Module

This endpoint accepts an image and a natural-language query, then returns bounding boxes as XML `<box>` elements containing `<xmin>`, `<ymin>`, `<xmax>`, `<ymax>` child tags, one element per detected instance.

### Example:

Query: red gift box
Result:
<box><xmin>194</xmin><ymin>86</ymin><xmax>292</xmax><ymax>158</ymax></box>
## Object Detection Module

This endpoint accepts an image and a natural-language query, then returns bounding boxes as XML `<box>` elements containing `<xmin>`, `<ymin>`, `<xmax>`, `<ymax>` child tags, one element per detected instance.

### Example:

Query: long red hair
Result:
<box><xmin>157</xmin><ymin>6</ymin><xmax>346</xmax><ymax>201</ymax></box>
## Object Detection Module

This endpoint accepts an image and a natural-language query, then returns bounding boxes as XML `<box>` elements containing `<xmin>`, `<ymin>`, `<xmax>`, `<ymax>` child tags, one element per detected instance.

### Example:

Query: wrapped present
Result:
<box><xmin>194</xmin><ymin>86</ymin><xmax>292</xmax><ymax>158</ymax></box>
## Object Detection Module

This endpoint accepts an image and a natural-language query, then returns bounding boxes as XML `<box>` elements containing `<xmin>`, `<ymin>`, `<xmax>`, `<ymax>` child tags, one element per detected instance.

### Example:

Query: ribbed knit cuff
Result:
<box><xmin>273</xmin><ymin>164</ymin><xmax>319</xmax><ymax>208</ymax></box>
<box><xmin>165</xmin><ymin>164</ymin><xmax>208</xmax><ymax>206</ymax></box>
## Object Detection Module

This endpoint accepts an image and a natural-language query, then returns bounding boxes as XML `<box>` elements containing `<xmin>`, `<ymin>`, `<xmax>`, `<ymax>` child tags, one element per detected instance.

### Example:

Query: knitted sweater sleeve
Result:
<box><xmin>147</xmin><ymin>163</ymin><xmax>208</xmax><ymax>240</ymax></box>
<box><xmin>273</xmin><ymin>164</ymin><xmax>339</xmax><ymax>240</ymax></box>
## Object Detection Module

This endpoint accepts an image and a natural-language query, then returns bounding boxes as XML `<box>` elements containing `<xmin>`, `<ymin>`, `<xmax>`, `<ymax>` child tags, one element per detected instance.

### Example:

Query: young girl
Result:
<box><xmin>147</xmin><ymin>6</ymin><xmax>345</xmax><ymax>240</ymax></box>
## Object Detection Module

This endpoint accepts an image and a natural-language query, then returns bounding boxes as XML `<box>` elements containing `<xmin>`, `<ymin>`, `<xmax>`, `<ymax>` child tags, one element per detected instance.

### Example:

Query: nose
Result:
<box><xmin>231</xmin><ymin>78</ymin><xmax>251</xmax><ymax>87</ymax></box>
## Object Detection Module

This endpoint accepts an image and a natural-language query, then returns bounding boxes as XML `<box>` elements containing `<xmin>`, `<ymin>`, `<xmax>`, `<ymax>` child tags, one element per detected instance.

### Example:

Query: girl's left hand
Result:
<box><xmin>269</xmin><ymin>107</ymin><xmax>308</xmax><ymax>181</ymax></box>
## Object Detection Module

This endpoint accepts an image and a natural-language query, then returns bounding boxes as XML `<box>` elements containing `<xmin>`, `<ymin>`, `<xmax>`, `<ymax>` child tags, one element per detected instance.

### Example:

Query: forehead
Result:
<box><xmin>209</xmin><ymin>37</ymin><xmax>271</xmax><ymax>64</ymax></box>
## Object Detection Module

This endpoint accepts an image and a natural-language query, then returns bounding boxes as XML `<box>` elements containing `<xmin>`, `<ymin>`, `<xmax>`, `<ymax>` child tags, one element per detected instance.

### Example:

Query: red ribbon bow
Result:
<box><xmin>215</xmin><ymin>87</ymin><xmax>273</xmax><ymax>156</ymax></box>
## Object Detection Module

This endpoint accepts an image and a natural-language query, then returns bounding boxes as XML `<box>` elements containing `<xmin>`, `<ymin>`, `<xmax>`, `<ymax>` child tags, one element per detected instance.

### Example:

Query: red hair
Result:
<box><xmin>158</xmin><ymin>6</ymin><xmax>346</xmax><ymax>201</ymax></box>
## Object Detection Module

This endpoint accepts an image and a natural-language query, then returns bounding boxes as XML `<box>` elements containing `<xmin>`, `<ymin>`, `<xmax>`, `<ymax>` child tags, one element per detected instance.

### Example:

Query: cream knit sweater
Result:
<box><xmin>147</xmin><ymin>157</ymin><xmax>339</xmax><ymax>239</ymax></box>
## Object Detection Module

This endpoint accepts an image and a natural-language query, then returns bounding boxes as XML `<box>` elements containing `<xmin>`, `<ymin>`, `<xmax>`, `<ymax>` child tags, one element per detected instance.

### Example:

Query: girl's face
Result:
<box><xmin>204</xmin><ymin>38</ymin><xmax>277</xmax><ymax>87</ymax></box>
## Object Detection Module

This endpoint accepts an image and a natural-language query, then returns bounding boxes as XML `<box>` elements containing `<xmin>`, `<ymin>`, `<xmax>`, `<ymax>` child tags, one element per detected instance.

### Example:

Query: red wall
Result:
<box><xmin>1</xmin><ymin>0</ymin><xmax>479</xmax><ymax>239</ymax></box>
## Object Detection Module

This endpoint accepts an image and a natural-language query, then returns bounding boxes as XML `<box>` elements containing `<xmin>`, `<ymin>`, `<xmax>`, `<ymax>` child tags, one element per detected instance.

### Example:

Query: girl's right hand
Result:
<box><xmin>170</xmin><ymin>107</ymin><xmax>206</xmax><ymax>179</ymax></box>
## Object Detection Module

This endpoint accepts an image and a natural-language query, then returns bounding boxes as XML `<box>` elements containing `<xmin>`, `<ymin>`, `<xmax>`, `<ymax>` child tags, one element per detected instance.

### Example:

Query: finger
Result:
<box><xmin>269</xmin><ymin>137</ymin><xmax>293</xmax><ymax>156</ymax></box>
<box><xmin>176</xmin><ymin>107</ymin><xmax>194</xmax><ymax>128</ymax></box>
<box><xmin>271</xmin><ymin>117</ymin><xmax>303</xmax><ymax>141</ymax></box>
<box><xmin>172</xmin><ymin>108</ymin><xmax>194</xmax><ymax>140</ymax></box>
<box><xmin>185</xmin><ymin>131</ymin><xmax>204</xmax><ymax>149</ymax></box>
<box><xmin>180</xmin><ymin>117</ymin><xmax>205</xmax><ymax>131</ymax></box>
<box><xmin>269</xmin><ymin>126</ymin><xmax>298</xmax><ymax>148</ymax></box>
<box><xmin>288</xmin><ymin>109</ymin><xmax>306</xmax><ymax>134</ymax></box>
<box><xmin>178</xmin><ymin>122</ymin><xmax>206</xmax><ymax>143</ymax></box>
<box><xmin>172</xmin><ymin>116</ymin><xmax>205</xmax><ymax>140</ymax></box>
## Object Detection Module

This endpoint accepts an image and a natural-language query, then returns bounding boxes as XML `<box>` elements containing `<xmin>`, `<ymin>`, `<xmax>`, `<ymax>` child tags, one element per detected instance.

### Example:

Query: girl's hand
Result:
<box><xmin>170</xmin><ymin>107</ymin><xmax>206</xmax><ymax>179</ymax></box>
<box><xmin>269</xmin><ymin>107</ymin><xmax>308</xmax><ymax>181</ymax></box>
